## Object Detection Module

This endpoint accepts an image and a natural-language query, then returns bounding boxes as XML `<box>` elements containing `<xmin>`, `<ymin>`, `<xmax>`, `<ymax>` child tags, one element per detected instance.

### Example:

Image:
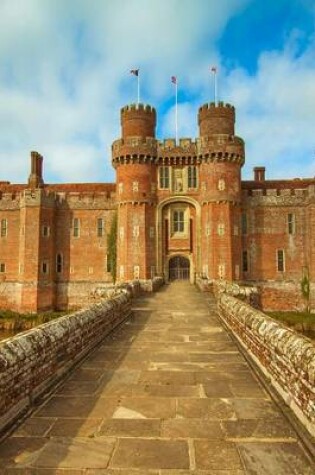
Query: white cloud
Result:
<box><xmin>225</xmin><ymin>35</ymin><xmax>315</xmax><ymax>179</ymax></box>
<box><xmin>0</xmin><ymin>0</ymin><xmax>314</xmax><ymax>185</ymax></box>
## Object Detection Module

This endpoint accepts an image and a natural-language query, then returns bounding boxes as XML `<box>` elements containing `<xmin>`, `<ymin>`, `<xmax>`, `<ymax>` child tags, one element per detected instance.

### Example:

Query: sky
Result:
<box><xmin>0</xmin><ymin>0</ymin><xmax>315</xmax><ymax>184</ymax></box>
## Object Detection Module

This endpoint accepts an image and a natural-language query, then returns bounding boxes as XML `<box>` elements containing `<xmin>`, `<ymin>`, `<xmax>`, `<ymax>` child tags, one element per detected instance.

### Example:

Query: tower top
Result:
<box><xmin>198</xmin><ymin>101</ymin><xmax>235</xmax><ymax>136</ymax></box>
<box><xmin>120</xmin><ymin>103</ymin><xmax>156</xmax><ymax>139</ymax></box>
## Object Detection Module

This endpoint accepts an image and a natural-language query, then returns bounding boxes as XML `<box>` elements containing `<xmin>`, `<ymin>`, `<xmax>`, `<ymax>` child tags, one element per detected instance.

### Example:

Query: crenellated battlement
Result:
<box><xmin>198</xmin><ymin>101</ymin><xmax>235</xmax><ymax>112</ymax></box>
<box><xmin>121</xmin><ymin>103</ymin><xmax>156</xmax><ymax>114</ymax></box>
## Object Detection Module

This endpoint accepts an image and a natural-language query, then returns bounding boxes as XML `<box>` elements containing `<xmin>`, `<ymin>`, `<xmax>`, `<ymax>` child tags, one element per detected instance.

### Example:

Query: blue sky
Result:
<box><xmin>0</xmin><ymin>0</ymin><xmax>314</xmax><ymax>184</ymax></box>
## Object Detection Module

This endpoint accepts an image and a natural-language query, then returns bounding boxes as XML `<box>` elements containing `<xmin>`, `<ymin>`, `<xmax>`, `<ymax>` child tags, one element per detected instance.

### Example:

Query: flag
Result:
<box><xmin>171</xmin><ymin>76</ymin><xmax>177</xmax><ymax>84</ymax></box>
<box><xmin>210</xmin><ymin>66</ymin><xmax>217</xmax><ymax>73</ymax></box>
<box><xmin>130</xmin><ymin>69</ymin><xmax>139</xmax><ymax>76</ymax></box>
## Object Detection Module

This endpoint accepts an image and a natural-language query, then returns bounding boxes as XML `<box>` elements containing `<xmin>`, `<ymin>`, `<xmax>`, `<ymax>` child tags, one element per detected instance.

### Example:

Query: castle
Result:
<box><xmin>0</xmin><ymin>102</ymin><xmax>314</xmax><ymax>312</ymax></box>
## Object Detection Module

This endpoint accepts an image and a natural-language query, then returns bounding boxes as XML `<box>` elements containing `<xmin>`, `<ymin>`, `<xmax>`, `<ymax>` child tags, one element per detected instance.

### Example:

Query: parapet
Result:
<box><xmin>121</xmin><ymin>103</ymin><xmax>156</xmax><ymax>139</ymax></box>
<box><xmin>198</xmin><ymin>102</ymin><xmax>235</xmax><ymax>136</ymax></box>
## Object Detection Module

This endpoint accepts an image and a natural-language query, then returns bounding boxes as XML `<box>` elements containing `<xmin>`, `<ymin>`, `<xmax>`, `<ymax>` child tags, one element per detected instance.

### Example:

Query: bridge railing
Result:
<box><xmin>216</xmin><ymin>289</ymin><xmax>315</xmax><ymax>439</ymax></box>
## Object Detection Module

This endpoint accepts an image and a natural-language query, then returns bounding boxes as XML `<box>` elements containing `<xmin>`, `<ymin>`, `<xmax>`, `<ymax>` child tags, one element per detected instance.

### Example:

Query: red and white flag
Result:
<box><xmin>130</xmin><ymin>69</ymin><xmax>139</xmax><ymax>76</ymax></box>
<box><xmin>171</xmin><ymin>75</ymin><xmax>177</xmax><ymax>84</ymax></box>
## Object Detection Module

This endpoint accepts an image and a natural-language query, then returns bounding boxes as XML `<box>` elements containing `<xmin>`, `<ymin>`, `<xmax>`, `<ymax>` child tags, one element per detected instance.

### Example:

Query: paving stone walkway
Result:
<box><xmin>0</xmin><ymin>282</ymin><xmax>314</xmax><ymax>474</ymax></box>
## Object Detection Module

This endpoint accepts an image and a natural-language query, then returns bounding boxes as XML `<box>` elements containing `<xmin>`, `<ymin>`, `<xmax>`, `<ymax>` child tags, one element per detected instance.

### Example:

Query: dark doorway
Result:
<box><xmin>169</xmin><ymin>256</ymin><xmax>190</xmax><ymax>281</ymax></box>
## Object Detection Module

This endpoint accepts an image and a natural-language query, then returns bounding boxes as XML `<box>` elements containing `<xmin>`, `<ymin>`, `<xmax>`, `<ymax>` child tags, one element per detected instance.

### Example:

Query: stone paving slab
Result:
<box><xmin>0</xmin><ymin>281</ymin><xmax>314</xmax><ymax>474</ymax></box>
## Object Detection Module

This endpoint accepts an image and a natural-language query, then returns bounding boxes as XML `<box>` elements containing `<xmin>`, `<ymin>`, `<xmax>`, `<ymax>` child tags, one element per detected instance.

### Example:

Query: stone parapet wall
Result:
<box><xmin>0</xmin><ymin>293</ymin><xmax>132</xmax><ymax>434</ymax></box>
<box><xmin>139</xmin><ymin>277</ymin><xmax>164</xmax><ymax>292</ymax></box>
<box><xmin>217</xmin><ymin>293</ymin><xmax>315</xmax><ymax>438</ymax></box>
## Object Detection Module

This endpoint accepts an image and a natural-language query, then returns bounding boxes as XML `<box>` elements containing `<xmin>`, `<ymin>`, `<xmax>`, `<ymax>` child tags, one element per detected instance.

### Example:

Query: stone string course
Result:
<box><xmin>0</xmin><ymin>285</ymin><xmax>142</xmax><ymax>435</ymax></box>
<box><xmin>216</xmin><ymin>290</ymin><xmax>315</xmax><ymax>438</ymax></box>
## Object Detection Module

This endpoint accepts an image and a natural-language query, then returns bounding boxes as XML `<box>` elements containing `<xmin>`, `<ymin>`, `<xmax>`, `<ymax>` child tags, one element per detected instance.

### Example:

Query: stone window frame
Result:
<box><xmin>287</xmin><ymin>213</ymin><xmax>295</xmax><ymax>235</ymax></box>
<box><xmin>159</xmin><ymin>166</ymin><xmax>170</xmax><ymax>189</ymax></box>
<box><xmin>97</xmin><ymin>217</ymin><xmax>105</xmax><ymax>237</ymax></box>
<box><xmin>41</xmin><ymin>260</ymin><xmax>50</xmax><ymax>275</ymax></box>
<box><xmin>0</xmin><ymin>262</ymin><xmax>6</xmax><ymax>273</ymax></box>
<box><xmin>133</xmin><ymin>225</ymin><xmax>139</xmax><ymax>238</ymax></box>
<box><xmin>1</xmin><ymin>218</ymin><xmax>7</xmax><ymax>237</ymax></box>
<box><xmin>277</xmin><ymin>249</ymin><xmax>285</xmax><ymax>272</ymax></box>
<box><xmin>56</xmin><ymin>253</ymin><xmax>63</xmax><ymax>274</ymax></box>
<box><xmin>73</xmin><ymin>218</ymin><xmax>80</xmax><ymax>238</ymax></box>
<box><xmin>119</xmin><ymin>226</ymin><xmax>124</xmax><ymax>241</ymax></box>
<box><xmin>132</xmin><ymin>181</ymin><xmax>139</xmax><ymax>192</ymax></box>
<box><xmin>42</xmin><ymin>225</ymin><xmax>50</xmax><ymax>238</ymax></box>
<box><xmin>218</xmin><ymin>178</ymin><xmax>226</xmax><ymax>191</ymax></box>
<box><xmin>187</xmin><ymin>165</ymin><xmax>198</xmax><ymax>189</ymax></box>
<box><xmin>217</xmin><ymin>223</ymin><xmax>225</xmax><ymax>236</ymax></box>
<box><xmin>149</xmin><ymin>226</ymin><xmax>155</xmax><ymax>238</ymax></box>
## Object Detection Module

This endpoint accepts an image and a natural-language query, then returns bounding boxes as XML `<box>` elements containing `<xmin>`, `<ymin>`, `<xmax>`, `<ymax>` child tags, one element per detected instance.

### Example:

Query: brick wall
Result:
<box><xmin>0</xmin><ymin>292</ymin><xmax>132</xmax><ymax>434</ymax></box>
<box><xmin>217</xmin><ymin>292</ymin><xmax>315</xmax><ymax>438</ymax></box>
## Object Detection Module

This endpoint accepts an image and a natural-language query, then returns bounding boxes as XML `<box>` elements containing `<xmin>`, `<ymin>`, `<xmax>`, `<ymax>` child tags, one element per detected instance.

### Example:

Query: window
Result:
<box><xmin>106</xmin><ymin>254</ymin><xmax>112</xmax><ymax>273</ymax></box>
<box><xmin>241</xmin><ymin>212</ymin><xmax>247</xmax><ymax>235</ymax></box>
<box><xmin>218</xmin><ymin>263</ymin><xmax>225</xmax><ymax>279</ymax></box>
<box><xmin>119</xmin><ymin>226</ymin><xmax>124</xmax><ymax>240</ymax></box>
<box><xmin>42</xmin><ymin>225</ymin><xmax>50</xmax><ymax>237</ymax></box>
<box><xmin>118</xmin><ymin>183</ymin><xmax>123</xmax><ymax>194</ymax></box>
<box><xmin>173</xmin><ymin>210</ymin><xmax>185</xmax><ymax>233</ymax></box>
<box><xmin>97</xmin><ymin>218</ymin><xmax>105</xmax><ymax>237</ymax></box>
<box><xmin>132</xmin><ymin>181</ymin><xmax>139</xmax><ymax>192</ymax></box>
<box><xmin>41</xmin><ymin>261</ymin><xmax>49</xmax><ymax>275</ymax></box>
<box><xmin>288</xmin><ymin>213</ymin><xmax>295</xmax><ymax>235</ymax></box>
<box><xmin>1</xmin><ymin>219</ymin><xmax>7</xmax><ymax>237</ymax></box>
<box><xmin>217</xmin><ymin>223</ymin><xmax>225</xmax><ymax>236</ymax></box>
<box><xmin>133</xmin><ymin>225</ymin><xmax>139</xmax><ymax>238</ymax></box>
<box><xmin>218</xmin><ymin>179</ymin><xmax>225</xmax><ymax>191</ymax></box>
<box><xmin>133</xmin><ymin>265</ymin><xmax>140</xmax><ymax>279</ymax></box>
<box><xmin>0</xmin><ymin>263</ymin><xmax>6</xmax><ymax>273</ymax></box>
<box><xmin>56</xmin><ymin>253</ymin><xmax>63</xmax><ymax>273</ymax></box>
<box><xmin>277</xmin><ymin>250</ymin><xmax>285</xmax><ymax>272</ymax></box>
<box><xmin>73</xmin><ymin>218</ymin><xmax>80</xmax><ymax>237</ymax></box>
<box><xmin>159</xmin><ymin>166</ymin><xmax>169</xmax><ymax>189</ymax></box>
<box><xmin>242</xmin><ymin>250</ymin><xmax>248</xmax><ymax>272</ymax></box>
<box><xmin>149</xmin><ymin>226</ymin><xmax>154</xmax><ymax>238</ymax></box>
<box><xmin>188</xmin><ymin>166</ymin><xmax>197</xmax><ymax>188</ymax></box>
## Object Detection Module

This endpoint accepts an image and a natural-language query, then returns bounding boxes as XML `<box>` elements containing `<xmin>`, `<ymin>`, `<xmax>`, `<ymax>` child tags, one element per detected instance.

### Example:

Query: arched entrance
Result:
<box><xmin>169</xmin><ymin>256</ymin><xmax>190</xmax><ymax>281</ymax></box>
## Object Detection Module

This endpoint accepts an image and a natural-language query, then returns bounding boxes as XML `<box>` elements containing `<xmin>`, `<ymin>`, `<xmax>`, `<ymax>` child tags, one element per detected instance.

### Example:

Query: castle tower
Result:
<box><xmin>197</xmin><ymin>102</ymin><xmax>245</xmax><ymax>281</ymax></box>
<box><xmin>112</xmin><ymin>104</ymin><xmax>158</xmax><ymax>281</ymax></box>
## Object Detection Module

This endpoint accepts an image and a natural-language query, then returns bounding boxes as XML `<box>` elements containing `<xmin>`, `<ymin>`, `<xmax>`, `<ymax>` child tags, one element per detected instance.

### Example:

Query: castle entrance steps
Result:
<box><xmin>0</xmin><ymin>282</ymin><xmax>314</xmax><ymax>473</ymax></box>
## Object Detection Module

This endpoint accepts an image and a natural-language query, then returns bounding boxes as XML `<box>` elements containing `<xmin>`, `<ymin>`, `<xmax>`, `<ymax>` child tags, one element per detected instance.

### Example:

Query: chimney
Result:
<box><xmin>28</xmin><ymin>151</ymin><xmax>44</xmax><ymax>188</ymax></box>
<box><xmin>253</xmin><ymin>166</ymin><xmax>265</xmax><ymax>182</ymax></box>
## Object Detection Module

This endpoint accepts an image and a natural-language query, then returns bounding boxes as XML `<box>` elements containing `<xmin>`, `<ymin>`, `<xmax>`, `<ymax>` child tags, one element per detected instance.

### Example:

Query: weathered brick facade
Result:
<box><xmin>0</xmin><ymin>102</ymin><xmax>314</xmax><ymax>312</ymax></box>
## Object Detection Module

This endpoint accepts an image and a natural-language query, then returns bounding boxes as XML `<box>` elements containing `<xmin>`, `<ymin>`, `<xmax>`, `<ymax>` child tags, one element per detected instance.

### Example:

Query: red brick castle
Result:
<box><xmin>0</xmin><ymin>102</ymin><xmax>314</xmax><ymax>312</ymax></box>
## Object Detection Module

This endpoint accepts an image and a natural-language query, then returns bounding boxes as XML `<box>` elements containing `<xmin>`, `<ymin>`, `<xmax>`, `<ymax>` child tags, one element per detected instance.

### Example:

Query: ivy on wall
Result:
<box><xmin>107</xmin><ymin>212</ymin><xmax>117</xmax><ymax>283</ymax></box>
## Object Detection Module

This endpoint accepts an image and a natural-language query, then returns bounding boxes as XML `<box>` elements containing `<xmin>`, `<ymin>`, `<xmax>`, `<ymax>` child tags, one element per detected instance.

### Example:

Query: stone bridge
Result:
<box><xmin>0</xmin><ymin>282</ymin><xmax>314</xmax><ymax>473</ymax></box>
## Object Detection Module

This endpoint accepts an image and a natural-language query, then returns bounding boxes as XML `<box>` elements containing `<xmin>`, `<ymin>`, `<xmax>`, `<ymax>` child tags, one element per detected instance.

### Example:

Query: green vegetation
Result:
<box><xmin>0</xmin><ymin>310</ymin><xmax>67</xmax><ymax>322</ymax></box>
<box><xmin>107</xmin><ymin>211</ymin><xmax>117</xmax><ymax>283</ymax></box>
<box><xmin>266</xmin><ymin>311</ymin><xmax>315</xmax><ymax>339</ymax></box>
<box><xmin>301</xmin><ymin>274</ymin><xmax>310</xmax><ymax>312</ymax></box>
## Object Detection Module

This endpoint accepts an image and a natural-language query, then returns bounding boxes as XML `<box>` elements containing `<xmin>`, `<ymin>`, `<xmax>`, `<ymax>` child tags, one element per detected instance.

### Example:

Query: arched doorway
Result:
<box><xmin>169</xmin><ymin>256</ymin><xmax>190</xmax><ymax>281</ymax></box>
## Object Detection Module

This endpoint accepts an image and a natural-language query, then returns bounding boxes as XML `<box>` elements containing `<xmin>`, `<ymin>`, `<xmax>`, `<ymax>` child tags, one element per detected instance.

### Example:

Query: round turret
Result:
<box><xmin>121</xmin><ymin>103</ymin><xmax>156</xmax><ymax>139</ymax></box>
<box><xmin>198</xmin><ymin>102</ymin><xmax>235</xmax><ymax>136</ymax></box>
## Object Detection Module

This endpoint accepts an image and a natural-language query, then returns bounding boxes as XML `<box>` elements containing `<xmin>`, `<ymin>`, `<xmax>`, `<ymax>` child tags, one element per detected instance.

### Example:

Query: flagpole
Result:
<box><xmin>211</xmin><ymin>66</ymin><xmax>217</xmax><ymax>105</ymax></box>
<box><xmin>137</xmin><ymin>74</ymin><xmax>140</xmax><ymax>105</ymax></box>
<box><xmin>175</xmin><ymin>81</ymin><xmax>178</xmax><ymax>144</ymax></box>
